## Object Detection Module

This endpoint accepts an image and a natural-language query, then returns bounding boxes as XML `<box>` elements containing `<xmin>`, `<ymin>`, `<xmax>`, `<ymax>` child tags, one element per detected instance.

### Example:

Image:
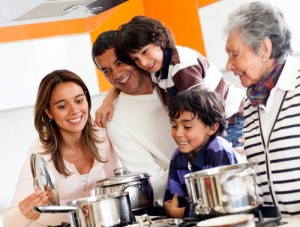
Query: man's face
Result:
<box><xmin>94</xmin><ymin>48</ymin><xmax>147</xmax><ymax>95</ymax></box>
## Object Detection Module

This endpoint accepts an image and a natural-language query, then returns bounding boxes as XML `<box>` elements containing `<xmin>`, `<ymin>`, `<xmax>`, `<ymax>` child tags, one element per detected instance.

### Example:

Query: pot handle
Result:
<box><xmin>138</xmin><ymin>214</ymin><xmax>152</xmax><ymax>226</ymax></box>
<box><xmin>34</xmin><ymin>205</ymin><xmax>78</xmax><ymax>213</ymax></box>
<box><xmin>121</xmin><ymin>181</ymin><xmax>142</xmax><ymax>191</ymax></box>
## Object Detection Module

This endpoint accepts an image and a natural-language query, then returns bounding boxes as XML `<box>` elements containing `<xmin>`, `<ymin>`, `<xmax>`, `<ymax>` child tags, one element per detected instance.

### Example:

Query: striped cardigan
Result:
<box><xmin>244</xmin><ymin>55</ymin><xmax>300</xmax><ymax>216</ymax></box>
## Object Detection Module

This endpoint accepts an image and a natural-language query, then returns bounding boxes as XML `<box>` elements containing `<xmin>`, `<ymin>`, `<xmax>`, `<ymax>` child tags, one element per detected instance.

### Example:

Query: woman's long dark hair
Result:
<box><xmin>34</xmin><ymin>69</ymin><xmax>106</xmax><ymax>176</ymax></box>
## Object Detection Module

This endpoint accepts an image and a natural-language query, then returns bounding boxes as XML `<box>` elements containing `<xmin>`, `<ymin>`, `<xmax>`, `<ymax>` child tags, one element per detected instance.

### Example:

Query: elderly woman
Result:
<box><xmin>224</xmin><ymin>1</ymin><xmax>300</xmax><ymax>216</ymax></box>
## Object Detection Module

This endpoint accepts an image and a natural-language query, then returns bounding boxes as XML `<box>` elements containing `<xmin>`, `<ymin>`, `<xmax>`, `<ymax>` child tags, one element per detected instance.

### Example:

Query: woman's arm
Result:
<box><xmin>95</xmin><ymin>86</ymin><xmax>120</xmax><ymax>128</ymax></box>
<box><xmin>3</xmin><ymin>139</ymin><xmax>48</xmax><ymax>227</ymax></box>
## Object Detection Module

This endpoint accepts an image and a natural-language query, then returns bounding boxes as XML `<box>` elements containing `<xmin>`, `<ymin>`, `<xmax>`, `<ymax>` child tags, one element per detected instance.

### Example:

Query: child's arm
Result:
<box><xmin>95</xmin><ymin>86</ymin><xmax>120</xmax><ymax>128</ymax></box>
<box><xmin>164</xmin><ymin>194</ymin><xmax>185</xmax><ymax>218</ymax></box>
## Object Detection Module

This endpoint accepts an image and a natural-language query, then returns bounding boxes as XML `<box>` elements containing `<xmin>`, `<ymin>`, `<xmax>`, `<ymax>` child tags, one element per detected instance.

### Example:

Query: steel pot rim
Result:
<box><xmin>184</xmin><ymin>163</ymin><xmax>258</xmax><ymax>179</ymax></box>
<box><xmin>66</xmin><ymin>191</ymin><xmax>129</xmax><ymax>206</ymax></box>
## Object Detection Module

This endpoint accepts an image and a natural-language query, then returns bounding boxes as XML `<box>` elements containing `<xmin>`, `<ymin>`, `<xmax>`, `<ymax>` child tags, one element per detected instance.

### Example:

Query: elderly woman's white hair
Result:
<box><xmin>224</xmin><ymin>1</ymin><xmax>292</xmax><ymax>58</ymax></box>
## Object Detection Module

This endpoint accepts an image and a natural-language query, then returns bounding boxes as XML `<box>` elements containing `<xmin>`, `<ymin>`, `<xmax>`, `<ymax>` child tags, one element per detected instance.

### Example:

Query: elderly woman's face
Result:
<box><xmin>225</xmin><ymin>30</ymin><xmax>266</xmax><ymax>87</ymax></box>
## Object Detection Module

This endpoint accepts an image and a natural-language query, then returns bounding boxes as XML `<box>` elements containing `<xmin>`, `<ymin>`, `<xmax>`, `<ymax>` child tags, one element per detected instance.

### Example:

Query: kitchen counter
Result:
<box><xmin>280</xmin><ymin>217</ymin><xmax>300</xmax><ymax>226</ymax></box>
<box><xmin>128</xmin><ymin>216</ymin><xmax>300</xmax><ymax>227</ymax></box>
<box><xmin>131</xmin><ymin>206</ymin><xmax>300</xmax><ymax>227</ymax></box>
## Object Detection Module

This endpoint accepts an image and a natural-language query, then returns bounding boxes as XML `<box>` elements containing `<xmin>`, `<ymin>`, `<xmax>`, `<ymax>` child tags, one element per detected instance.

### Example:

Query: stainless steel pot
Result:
<box><xmin>91</xmin><ymin>167</ymin><xmax>154</xmax><ymax>211</ymax></box>
<box><xmin>35</xmin><ymin>191</ymin><xmax>134</xmax><ymax>227</ymax></box>
<box><xmin>184</xmin><ymin>163</ymin><xmax>262</xmax><ymax>216</ymax></box>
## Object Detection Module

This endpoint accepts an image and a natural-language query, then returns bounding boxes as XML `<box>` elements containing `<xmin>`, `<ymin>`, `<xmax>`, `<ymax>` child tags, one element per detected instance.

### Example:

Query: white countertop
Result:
<box><xmin>129</xmin><ymin>216</ymin><xmax>300</xmax><ymax>227</ymax></box>
<box><xmin>280</xmin><ymin>217</ymin><xmax>300</xmax><ymax>227</ymax></box>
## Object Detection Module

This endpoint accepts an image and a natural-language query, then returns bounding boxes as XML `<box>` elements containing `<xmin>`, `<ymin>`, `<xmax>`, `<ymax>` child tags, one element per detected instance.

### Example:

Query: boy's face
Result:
<box><xmin>129</xmin><ymin>43</ymin><xmax>163</xmax><ymax>74</ymax></box>
<box><xmin>94</xmin><ymin>48</ymin><xmax>148</xmax><ymax>95</ymax></box>
<box><xmin>170</xmin><ymin>111</ymin><xmax>216</xmax><ymax>154</ymax></box>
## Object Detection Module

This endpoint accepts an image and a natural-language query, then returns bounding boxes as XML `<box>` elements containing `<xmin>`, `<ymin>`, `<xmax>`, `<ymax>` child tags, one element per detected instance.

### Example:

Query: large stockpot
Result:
<box><xmin>184</xmin><ymin>163</ymin><xmax>262</xmax><ymax>216</ymax></box>
<box><xmin>91</xmin><ymin>167</ymin><xmax>154</xmax><ymax>211</ymax></box>
<box><xmin>35</xmin><ymin>191</ymin><xmax>134</xmax><ymax>227</ymax></box>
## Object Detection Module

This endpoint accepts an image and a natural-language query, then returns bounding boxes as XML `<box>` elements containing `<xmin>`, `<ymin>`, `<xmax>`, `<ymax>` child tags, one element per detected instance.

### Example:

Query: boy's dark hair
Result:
<box><xmin>91</xmin><ymin>30</ymin><xmax>118</xmax><ymax>67</ymax></box>
<box><xmin>168</xmin><ymin>89</ymin><xmax>227</xmax><ymax>137</ymax></box>
<box><xmin>116</xmin><ymin>15</ymin><xmax>176</xmax><ymax>65</ymax></box>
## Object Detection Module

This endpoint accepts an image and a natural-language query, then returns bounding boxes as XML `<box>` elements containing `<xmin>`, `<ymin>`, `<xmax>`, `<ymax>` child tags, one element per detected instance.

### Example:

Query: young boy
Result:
<box><xmin>163</xmin><ymin>89</ymin><xmax>240</xmax><ymax>218</ymax></box>
<box><xmin>96</xmin><ymin>15</ymin><xmax>245</xmax><ymax>152</ymax></box>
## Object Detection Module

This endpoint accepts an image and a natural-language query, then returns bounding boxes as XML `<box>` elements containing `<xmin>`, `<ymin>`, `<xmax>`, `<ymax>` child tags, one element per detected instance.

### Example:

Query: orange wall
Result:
<box><xmin>90</xmin><ymin>0</ymin><xmax>145</xmax><ymax>91</ymax></box>
<box><xmin>0</xmin><ymin>0</ymin><xmax>220</xmax><ymax>92</ymax></box>
<box><xmin>143</xmin><ymin>0</ymin><xmax>206</xmax><ymax>56</ymax></box>
<box><xmin>197</xmin><ymin>0</ymin><xmax>220</xmax><ymax>7</ymax></box>
<box><xmin>91</xmin><ymin>0</ymin><xmax>211</xmax><ymax>91</ymax></box>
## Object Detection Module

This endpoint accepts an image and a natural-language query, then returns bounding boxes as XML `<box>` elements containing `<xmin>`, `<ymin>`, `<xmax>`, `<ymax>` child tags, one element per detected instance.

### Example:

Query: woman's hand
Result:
<box><xmin>164</xmin><ymin>194</ymin><xmax>185</xmax><ymax>218</ymax></box>
<box><xmin>18</xmin><ymin>187</ymin><xmax>48</xmax><ymax>220</ymax></box>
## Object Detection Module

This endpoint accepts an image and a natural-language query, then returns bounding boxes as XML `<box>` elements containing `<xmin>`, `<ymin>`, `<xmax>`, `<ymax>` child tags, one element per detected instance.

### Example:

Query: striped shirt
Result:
<box><xmin>150</xmin><ymin>45</ymin><xmax>245</xmax><ymax>123</ymax></box>
<box><xmin>243</xmin><ymin>55</ymin><xmax>300</xmax><ymax>216</ymax></box>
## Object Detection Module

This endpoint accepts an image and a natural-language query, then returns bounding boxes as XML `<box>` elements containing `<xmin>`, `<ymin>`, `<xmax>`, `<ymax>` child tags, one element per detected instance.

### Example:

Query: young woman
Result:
<box><xmin>3</xmin><ymin>69</ymin><xmax>121</xmax><ymax>227</ymax></box>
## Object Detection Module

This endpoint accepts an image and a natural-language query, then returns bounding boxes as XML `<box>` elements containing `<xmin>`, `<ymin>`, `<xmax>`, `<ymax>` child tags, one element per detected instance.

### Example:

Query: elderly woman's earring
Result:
<box><xmin>262</xmin><ymin>58</ymin><xmax>266</xmax><ymax>62</ymax></box>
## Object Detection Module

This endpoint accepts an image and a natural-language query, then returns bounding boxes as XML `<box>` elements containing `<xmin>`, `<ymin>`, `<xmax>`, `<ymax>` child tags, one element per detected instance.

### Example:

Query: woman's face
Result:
<box><xmin>225</xmin><ymin>30</ymin><xmax>267</xmax><ymax>87</ymax></box>
<box><xmin>129</xmin><ymin>43</ymin><xmax>163</xmax><ymax>73</ymax></box>
<box><xmin>45</xmin><ymin>82</ymin><xmax>89</xmax><ymax>136</ymax></box>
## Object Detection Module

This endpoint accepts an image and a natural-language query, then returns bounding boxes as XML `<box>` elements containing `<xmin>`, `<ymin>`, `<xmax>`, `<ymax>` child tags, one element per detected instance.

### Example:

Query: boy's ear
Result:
<box><xmin>158</xmin><ymin>34</ymin><xmax>165</xmax><ymax>44</ymax></box>
<box><xmin>208</xmin><ymin>123</ymin><xmax>219</xmax><ymax>136</ymax></box>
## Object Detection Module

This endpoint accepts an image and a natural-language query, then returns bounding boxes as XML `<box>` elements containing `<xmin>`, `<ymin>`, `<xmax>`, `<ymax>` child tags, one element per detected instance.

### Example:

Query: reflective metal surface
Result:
<box><xmin>185</xmin><ymin>163</ymin><xmax>262</xmax><ymax>215</ymax></box>
<box><xmin>30</xmin><ymin>153</ymin><xmax>59</xmax><ymax>205</ymax></box>
<box><xmin>92</xmin><ymin>167</ymin><xmax>154</xmax><ymax>211</ymax></box>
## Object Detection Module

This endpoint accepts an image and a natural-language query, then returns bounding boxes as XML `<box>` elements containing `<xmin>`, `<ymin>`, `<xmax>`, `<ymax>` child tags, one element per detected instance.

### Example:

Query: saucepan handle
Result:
<box><xmin>139</xmin><ymin>214</ymin><xmax>153</xmax><ymax>227</ymax></box>
<box><xmin>121</xmin><ymin>181</ymin><xmax>142</xmax><ymax>191</ymax></box>
<box><xmin>34</xmin><ymin>205</ymin><xmax>78</xmax><ymax>213</ymax></box>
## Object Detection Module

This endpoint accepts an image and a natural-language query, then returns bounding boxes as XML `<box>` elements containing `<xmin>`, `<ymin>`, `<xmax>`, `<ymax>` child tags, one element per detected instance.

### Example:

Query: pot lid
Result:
<box><xmin>97</xmin><ymin>167</ymin><xmax>150</xmax><ymax>186</ymax></box>
<box><xmin>30</xmin><ymin>153</ymin><xmax>60</xmax><ymax>205</ymax></box>
<box><xmin>67</xmin><ymin>191</ymin><xmax>129</xmax><ymax>206</ymax></box>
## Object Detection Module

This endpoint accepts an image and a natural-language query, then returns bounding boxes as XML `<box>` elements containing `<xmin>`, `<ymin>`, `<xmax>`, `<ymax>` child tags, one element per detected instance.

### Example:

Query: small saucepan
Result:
<box><xmin>31</xmin><ymin>154</ymin><xmax>134</xmax><ymax>226</ymax></box>
<box><xmin>35</xmin><ymin>191</ymin><xmax>135</xmax><ymax>227</ymax></box>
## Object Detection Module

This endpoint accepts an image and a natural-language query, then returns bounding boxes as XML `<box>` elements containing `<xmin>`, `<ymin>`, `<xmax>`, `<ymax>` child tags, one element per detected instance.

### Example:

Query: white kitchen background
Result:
<box><xmin>1</xmin><ymin>0</ymin><xmax>300</xmax><ymax>226</ymax></box>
